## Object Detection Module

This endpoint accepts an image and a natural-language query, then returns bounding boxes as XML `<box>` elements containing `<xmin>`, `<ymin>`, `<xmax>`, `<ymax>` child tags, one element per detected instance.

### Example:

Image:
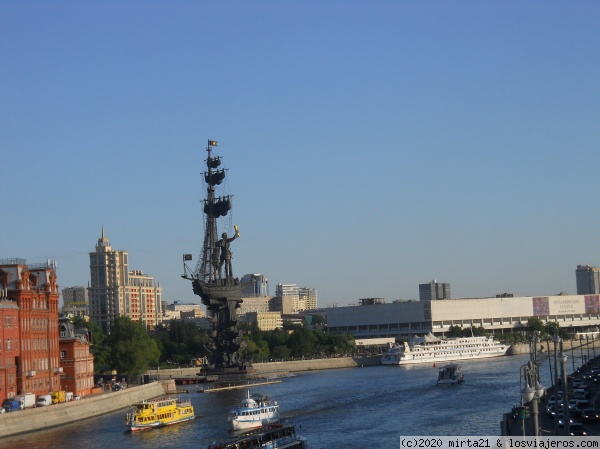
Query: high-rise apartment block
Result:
<box><xmin>275</xmin><ymin>284</ymin><xmax>318</xmax><ymax>314</ymax></box>
<box><xmin>241</xmin><ymin>274</ymin><xmax>269</xmax><ymax>297</ymax></box>
<box><xmin>62</xmin><ymin>286</ymin><xmax>89</xmax><ymax>317</ymax></box>
<box><xmin>419</xmin><ymin>279</ymin><xmax>451</xmax><ymax>301</ymax></box>
<box><xmin>576</xmin><ymin>265</ymin><xmax>600</xmax><ymax>295</ymax></box>
<box><xmin>88</xmin><ymin>228</ymin><xmax>162</xmax><ymax>333</ymax></box>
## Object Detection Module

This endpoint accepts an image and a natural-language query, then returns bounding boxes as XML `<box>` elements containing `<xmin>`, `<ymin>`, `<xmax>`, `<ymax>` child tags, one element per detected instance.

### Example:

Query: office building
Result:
<box><xmin>242</xmin><ymin>311</ymin><xmax>283</xmax><ymax>331</ymax></box>
<box><xmin>88</xmin><ymin>228</ymin><xmax>162</xmax><ymax>333</ymax></box>
<box><xmin>275</xmin><ymin>283</ymin><xmax>318</xmax><ymax>314</ymax></box>
<box><xmin>61</xmin><ymin>286</ymin><xmax>89</xmax><ymax>317</ymax></box>
<box><xmin>237</xmin><ymin>296</ymin><xmax>273</xmax><ymax>316</ymax></box>
<box><xmin>576</xmin><ymin>265</ymin><xmax>600</xmax><ymax>295</ymax></box>
<box><xmin>241</xmin><ymin>274</ymin><xmax>269</xmax><ymax>297</ymax></box>
<box><xmin>419</xmin><ymin>279</ymin><xmax>451</xmax><ymax>301</ymax></box>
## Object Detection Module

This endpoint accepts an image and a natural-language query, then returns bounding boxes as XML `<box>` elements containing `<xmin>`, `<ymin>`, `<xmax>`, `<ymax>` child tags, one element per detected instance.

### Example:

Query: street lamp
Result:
<box><xmin>520</xmin><ymin>332</ymin><xmax>546</xmax><ymax>437</ymax></box>
<box><xmin>559</xmin><ymin>349</ymin><xmax>570</xmax><ymax>436</ymax></box>
<box><xmin>520</xmin><ymin>361</ymin><xmax>545</xmax><ymax>436</ymax></box>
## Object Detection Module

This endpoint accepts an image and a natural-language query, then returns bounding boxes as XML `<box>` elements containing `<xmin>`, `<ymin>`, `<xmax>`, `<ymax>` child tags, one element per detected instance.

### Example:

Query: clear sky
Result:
<box><xmin>2</xmin><ymin>1</ymin><xmax>599</xmax><ymax>307</ymax></box>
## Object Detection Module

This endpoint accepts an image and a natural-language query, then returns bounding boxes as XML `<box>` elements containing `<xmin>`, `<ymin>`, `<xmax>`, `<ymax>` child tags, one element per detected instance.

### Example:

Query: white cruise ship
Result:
<box><xmin>380</xmin><ymin>332</ymin><xmax>508</xmax><ymax>365</ymax></box>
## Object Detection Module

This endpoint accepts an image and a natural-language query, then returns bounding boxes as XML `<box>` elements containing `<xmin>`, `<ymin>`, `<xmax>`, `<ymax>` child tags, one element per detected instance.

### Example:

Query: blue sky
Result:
<box><xmin>2</xmin><ymin>1</ymin><xmax>599</xmax><ymax>307</ymax></box>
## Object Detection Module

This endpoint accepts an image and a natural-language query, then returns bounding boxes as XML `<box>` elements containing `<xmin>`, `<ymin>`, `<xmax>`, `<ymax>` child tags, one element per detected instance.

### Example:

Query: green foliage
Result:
<box><xmin>447</xmin><ymin>325</ymin><xmax>487</xmax><ymax>338</ymax></box>
<box><xmin>271</xmin><ymin>345</ymin><xmax>292</xmax><ymax>360</ymax></box>
<box><xmin>107</xmin><ymin>316</ymin><xmax>160</xmax><ymax>378</ymax></box>
<box><xmin>527</xmin><ymin>317</ymin><xmax>546</xmax><ymax>333</ymax></box>
<box><xmin>151</xmin><ymin>320</ymin><xmax>210</xmax><ymax>366</ymax></box>
<box><xmin>447</xmin><ymin>325</ymin><xmax>463</xmax><ymax>337</ymax></box>
<box><xmin>288</xmin><ymin>328</ymin><xmax>316</xmax><ymax>357</ymax></box>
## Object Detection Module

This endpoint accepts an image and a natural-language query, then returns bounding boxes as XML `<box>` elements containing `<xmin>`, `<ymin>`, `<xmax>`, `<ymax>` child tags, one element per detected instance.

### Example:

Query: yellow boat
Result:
<box><xmin>125</xmin><ymin>397</ymin><xmax>195</xmax><ymax>431</ymax></box>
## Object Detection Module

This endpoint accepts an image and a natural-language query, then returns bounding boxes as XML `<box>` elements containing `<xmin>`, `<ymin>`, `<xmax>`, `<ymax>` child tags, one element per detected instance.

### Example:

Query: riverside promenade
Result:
<box><xmin>502</xmin><ymin>338</ymin><xmax>600</xmax><ymax>437</ymax></box>
<box><xmin>0</xmin><ymin>379</ymin><xmax>174</xmax><ymax>439</ymax></box>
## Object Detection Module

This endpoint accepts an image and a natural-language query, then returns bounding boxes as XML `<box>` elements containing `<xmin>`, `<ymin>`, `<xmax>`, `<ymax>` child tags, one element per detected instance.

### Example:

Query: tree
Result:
<box><xmin>151</xmin><ymin>320</ymin><xmax>210</xmax><ymax>366</ymax></box>
<box><xmin>288</xmin><ymin>328</ymin><xmax>316</xmax><ymax>357</ymax></box>
<box><xmin>107</xmin><ymin>316</ymin><xmax>160</xmax><ymax>378</ymax></box>
<box><xmin>527</xmin><ymin>317</ymin><xmax>545</xmax><ymax>334</ymax></box>
<box><xmin>447</xmin><ymin>325</ymin><xmax>463</xmax><ymax>338</ymax></box>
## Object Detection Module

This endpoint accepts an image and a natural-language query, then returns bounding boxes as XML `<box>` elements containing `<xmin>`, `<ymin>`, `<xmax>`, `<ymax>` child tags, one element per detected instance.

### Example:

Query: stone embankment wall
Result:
<box><xmin>0</xmin><ymin>380</ymin><xmax>173</xmax><ymax>439</ymax></box>
<box><xmin>506</xmin><ymin>339</ymin><xmax>600</xmax><ymax>355</ymax></box>
<box><xmin>147</xmin><ymin>355</ymin><xmax>382</xmax><ymax>380</ymax></box>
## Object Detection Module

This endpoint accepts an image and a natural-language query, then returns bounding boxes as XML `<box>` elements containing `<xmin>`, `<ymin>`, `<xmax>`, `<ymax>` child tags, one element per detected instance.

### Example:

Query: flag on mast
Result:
<box><xmin>208</xmin><ymin>140</ymin><xmax>218</xmax><ymax>147</ymax></box>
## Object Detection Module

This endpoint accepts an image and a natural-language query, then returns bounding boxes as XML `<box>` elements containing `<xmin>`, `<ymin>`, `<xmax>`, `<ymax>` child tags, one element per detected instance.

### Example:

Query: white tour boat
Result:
<box><xmin>437</xmin><ymin>363</ymin><xmax>464</xmax><ymax>385</ymax></box>
<box><xmin>381</xmin><ymin>332</ymin><xmax>508</xmax><ymax>365</ymax></box>
<box><xmin>228</xmin><ymin>391</ymin><xmax>280</xmax><ymax>431</ymax></box>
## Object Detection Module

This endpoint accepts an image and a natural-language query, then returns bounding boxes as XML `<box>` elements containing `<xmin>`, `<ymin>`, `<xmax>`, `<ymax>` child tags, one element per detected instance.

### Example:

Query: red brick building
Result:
<box><xmin>0</xmin><ymin>298</ymin><xmax>20</xmax><ymax>399</ymax></box>
<box><xmin>0</xmin><ymin>259</ymin><xmax>62</xmax><ymax>401</ymax></box>
<box><xmin>58</xmin><ymin>316</ymin><xmax>94</xmax><ymax>397</ymax></box>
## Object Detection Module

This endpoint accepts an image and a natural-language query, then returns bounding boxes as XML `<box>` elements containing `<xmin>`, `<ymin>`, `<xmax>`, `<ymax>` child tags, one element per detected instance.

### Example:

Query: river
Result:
<box><xmin>0</xmin><ymin>354</ymin><xmax>554</xmax><ymax>449</ymax></box>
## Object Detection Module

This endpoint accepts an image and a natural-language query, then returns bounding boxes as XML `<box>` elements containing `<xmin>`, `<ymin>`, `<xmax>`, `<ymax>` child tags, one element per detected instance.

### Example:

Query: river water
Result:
<box><xmin>2</xmin><ymin>354</ymin><xmax>555</xmax><ymax>449</ymax></box>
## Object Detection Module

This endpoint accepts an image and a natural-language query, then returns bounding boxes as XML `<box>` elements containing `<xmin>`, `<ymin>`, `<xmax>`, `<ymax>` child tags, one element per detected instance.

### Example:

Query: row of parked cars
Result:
<box><xmin>544</xmin><ymin>365</ymin><xmax>600</xmax><ymax>436</ymax></box>
<box><xmin>1</xmin><ymin>391</ymin><xmax>81</xmax><ymax>413</ymax></box>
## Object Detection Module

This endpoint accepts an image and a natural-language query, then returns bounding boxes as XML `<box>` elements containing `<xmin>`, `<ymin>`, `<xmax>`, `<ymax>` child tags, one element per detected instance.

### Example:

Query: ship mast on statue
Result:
<box><xmin>182</xmin><ymin>139</ymin><xmax>247</xmax><ymax>372</ymax></box>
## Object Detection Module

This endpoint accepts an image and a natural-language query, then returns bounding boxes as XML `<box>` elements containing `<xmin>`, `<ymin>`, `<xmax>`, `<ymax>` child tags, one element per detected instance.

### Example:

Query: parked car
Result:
<box><xmin>580</xmin><ymin>409</ymin><xmax>600</xmax><ymax>423</ymax></box>
<box><xmin>2</xmin><ymin>399</ymin><xmax>21</xmax><ymax>412</ymax></box>
<box><xmin>558</xmin><ymin>413</ymin><xmax>575</xmax><ymax>427</ymax></box>
<box><xmin>36</xmin><ymin>394</ymin><xmax>52</xmax><ymax>407</ymax></box>
<box><xmin>569</xmin><ymin>423</ymin><xmax>588</xmax><ymax>436</ymax></box>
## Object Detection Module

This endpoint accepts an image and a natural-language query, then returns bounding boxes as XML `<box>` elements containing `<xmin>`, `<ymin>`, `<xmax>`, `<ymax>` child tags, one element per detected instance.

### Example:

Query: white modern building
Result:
<box><xmin>327</xmin><ymin>294</ymin><xmax>600</xmax><ymax>339</ymax></box>
<box><xmin>275</xmin><ymin>283</ymin><xmax>318</xmax><ymax>314</ymax></box>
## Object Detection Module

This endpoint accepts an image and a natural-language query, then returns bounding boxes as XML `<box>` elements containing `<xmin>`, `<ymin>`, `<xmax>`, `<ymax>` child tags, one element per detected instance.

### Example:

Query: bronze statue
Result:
<box><xmin>217</xmin><ymin>227</ymin><xmax>239</xmax><ymax>278</ymax></box>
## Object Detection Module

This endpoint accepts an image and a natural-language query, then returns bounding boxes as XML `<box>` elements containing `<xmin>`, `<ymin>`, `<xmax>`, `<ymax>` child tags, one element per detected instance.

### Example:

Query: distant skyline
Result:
<box><xmin>2</xmin><ymin>1</ymin><xmax>599</xmax><ymax>307</ymax></box>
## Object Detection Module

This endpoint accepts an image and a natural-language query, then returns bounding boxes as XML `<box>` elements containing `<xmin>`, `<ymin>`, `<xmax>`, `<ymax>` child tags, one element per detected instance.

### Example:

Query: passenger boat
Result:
<box><xmin>124</xmin><ymin>397</ymin><xmax>195</xmax><ymax>431</ymax></box>
<box><xmin>209</xmin><ymin>424</ymin><xmax>308</xmax><ymax>449</ymax></box>
<box><xmin>437</xmin><ymin>363</ymin><xmax>464</xmax><ymax>385</ymax></box>
<box><xmin>381</xmin><ymin>332</ymin><xmax>508</xmax><ymax>365</ymax></box>
<box><xmin>228</xmin><ymin>391</ymin><xmax>280</xmax><ymax>431</ymax></box>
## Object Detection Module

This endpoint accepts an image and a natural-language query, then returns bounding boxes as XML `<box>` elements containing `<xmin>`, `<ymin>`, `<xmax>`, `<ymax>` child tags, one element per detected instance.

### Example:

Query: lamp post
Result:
<box><xmin>586</xmin><ymin>336</ymin><xmax>591</xmax><ymax>370</ymax></box>
<box><xmin>553</xmin><ymin>333</ymin><xmax>560</xmax><ymax>435</ymax></box>
<box><xmin>559</xmin><ymin>344</ymin><xmax>570</xmax><ymax>436</ymax></box>
<box><xmin>520</xmin><ymin>332</ymin><xmax>546</xmax><ymax>437</ymax></box>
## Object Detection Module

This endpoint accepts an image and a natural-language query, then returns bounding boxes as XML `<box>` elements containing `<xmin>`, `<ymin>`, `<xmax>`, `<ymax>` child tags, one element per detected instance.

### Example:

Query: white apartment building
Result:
<box><xmin>275</xmin><ymin>284</ymin><xmax>318</xmax><ymax>314</ymax></box>
<box><xmin>243</xmin><ymin>311</ymin><xmax>283</xmax><ymax>331</ymax></box>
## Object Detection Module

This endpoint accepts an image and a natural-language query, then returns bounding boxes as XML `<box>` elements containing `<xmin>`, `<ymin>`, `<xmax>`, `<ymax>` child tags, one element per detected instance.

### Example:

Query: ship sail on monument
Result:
<box><xmin>182</xmin><ymin>139</ymin><xmax>247</xmax><ymax>371</ymax></box>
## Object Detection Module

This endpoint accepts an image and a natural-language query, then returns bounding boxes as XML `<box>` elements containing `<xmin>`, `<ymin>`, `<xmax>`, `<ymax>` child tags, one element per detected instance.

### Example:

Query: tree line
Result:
<box><xmin>72</xmin><ymin>315</ymin><xmax>355</xmax><ymax>379</ymax></box>
<box><xmin>74</xmin><ymin>314</ymin><xmax>581</xmax><ymax>379</ymax></box>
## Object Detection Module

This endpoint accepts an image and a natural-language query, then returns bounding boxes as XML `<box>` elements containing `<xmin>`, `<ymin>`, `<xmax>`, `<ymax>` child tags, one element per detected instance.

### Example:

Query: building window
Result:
<box><xmin>60</xmin><ymin>350</ymin><xmax>66</xmax><ymax>359</ymax></box>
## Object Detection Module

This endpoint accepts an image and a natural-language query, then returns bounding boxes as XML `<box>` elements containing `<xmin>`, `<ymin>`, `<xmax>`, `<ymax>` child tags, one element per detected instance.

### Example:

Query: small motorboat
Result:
<box><xmin>227</xmin><ymin>391</ymin><xmax>280</xmax><ymax>431</ymax></box>
<box><xmin>437</xmin><ymin>363</ymin><xmax>464</xmax><ymax>385</ymax></box>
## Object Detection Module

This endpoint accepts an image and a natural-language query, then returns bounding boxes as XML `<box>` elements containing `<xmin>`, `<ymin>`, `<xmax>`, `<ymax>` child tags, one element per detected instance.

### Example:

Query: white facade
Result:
<box><xmin>275</xmin><ymin>283</ymin><xmax>317</xmax><ymax>314</ymax></box>
<box><xmin>327</xmin><ymin>294</ymin><xmax>600</xmax><ymax>339</ymax></box>
<box><xmin>237</xmin><ymin>296</ymin><xmax>273</xmax><ymax>316</ymax></box>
